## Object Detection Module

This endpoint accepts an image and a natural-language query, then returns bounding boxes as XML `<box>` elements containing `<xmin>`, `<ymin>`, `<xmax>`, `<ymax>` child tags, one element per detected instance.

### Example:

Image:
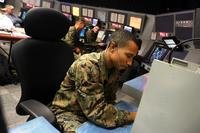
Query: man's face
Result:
<box><xmin>93</xmin><ymin>26</ymin><xmax>100</xmax><ymax>33</ymax></box>
<box><xmin>6</xmin><ymin>7</ymin><xmax>14</xmax><ymax>14</ymax></box>
<box><xmin>77</xmin><ymin>22</ymin><xmax>85</xmax><ymax>31</ymax></box>
<box><xmin>111</xmin><ymin>40</ymin><xmax>138</xmax><ymax>71</ymax></box>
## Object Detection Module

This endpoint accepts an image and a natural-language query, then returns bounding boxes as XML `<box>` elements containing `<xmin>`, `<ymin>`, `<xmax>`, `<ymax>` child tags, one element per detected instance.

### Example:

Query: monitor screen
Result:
<box><xmin>129</xmin><ymin>16</ymin><xmax>142</xmax><ymax>30</ymax></box>
<box><xmin>18</xmin><ymin>8</ymin><xmax>29</xmax><ymax>21</ymax></box>
<box><xmin>79</xmin><ymin>28</ymin><xmax>86</xmax><ymax>38</ymax></box>
<box><xmin>124</xmin><ymin>25</ymin><xmax>133</xmax><ymax>32</ymax></box>
<box><xmin>96</xmin><ymin>30</ymin><xmax>105</xmax><ymax>42</ymax></box>
<box><xmin>41</xmin><ymin>0</ymin><xmax>52</xmax><ymax>8</ymax></box>
<box><xmin>163</xmin><ymin>39</ymin><xmax>176</xmax><ymax>48</ymax></box>
<box><xmin>117</xmin><ymin>14</ymin><xmax>125</xmax><ymax>24</ymax></box>
<box><xmin>96</xmin><ymin>10</ymin><xmax>106</xmax><ymax>22</ymax></box>
<box><xmin>149</xmin><ymin>46</ymin><xmax>168</xmax><ymax>64</ymax></box>
<box><xmin>92</xmin><ymin>18</ymin><xmax>98</xmax><ymax>26</ymax></box>
<box><xmin>72</xmin><ymin>6</ymin><xmax>80</xmax><ymax>17</ymax></box>
<box><xmin>61</xmin><ymin>4</ymin><xmax>71</xmax><ymax>13</ymax></box>
<box><xmin>21</xmin><ymin>11</ymin><xmax>27</xmax><ymax>20</ymax></box>
<box><xmin>0</xmin><ymin>0</ymin><xmax>5</xmax><ymax>3</ymax></box>
<box><xmin>162</xmin><ymin>36</ymin><xmax>179</xmax><ymax>49</ymax></box>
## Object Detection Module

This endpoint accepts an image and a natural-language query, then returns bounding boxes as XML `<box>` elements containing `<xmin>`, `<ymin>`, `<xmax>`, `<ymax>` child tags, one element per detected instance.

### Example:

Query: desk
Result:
<box><xmin>0</xmin><ymin>32</ymin><xmax>28</xmax><ymax>42</ymax></box>
<box><xmin>77</xmin><ymin>74</ymin><xmax>149</xmax><ymax>133</ymax></box>
<box><xmin>9</xmin><ymin>116</ymin><xmax>60</xmax><ymax>133</ymax></box>
<box><xmin>0</xmin><ymin>31</ymin><xmax>29</xmax><ymax>63</ymax></box>
<box><xmin>77</xmin><ymin>101</ymin><xmax>138</xmax><ymax>133</ymax></box>
<box><xmin>121</xmin><ymin>73</ymin><xmax>149</xmax><ymax>106</ymax></box>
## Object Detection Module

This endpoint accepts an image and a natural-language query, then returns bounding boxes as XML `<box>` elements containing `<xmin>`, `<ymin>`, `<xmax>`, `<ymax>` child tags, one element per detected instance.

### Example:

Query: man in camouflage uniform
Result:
<box><xmin>50</xmin><ymin>30</ymin><xmax>141</xmax><ymax>132</ymax></box>
<box><xmin>85</xmin><ymin>25</ymin><xmax>100</xmax><ymax>43</ymax></box>
<box><xmin>63</xmin><ymin>18</ymin><xmax>85</xmax><ymax>58</ymax></box>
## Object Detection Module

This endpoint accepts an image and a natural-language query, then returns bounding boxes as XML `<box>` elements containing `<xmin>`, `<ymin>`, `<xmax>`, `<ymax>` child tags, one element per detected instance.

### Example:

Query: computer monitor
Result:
<box><xmin>149</xmin><ymin>46</ymin><xmax>169</xmax><ymax>64</ymax></box>
<box><xmin>129</xmin><ymin>16</ymin><xmax>142</xmax><ymax>31</ymax></box>
<box><xmin>162</xmin><ymin>36</ymin><xmax>180</xmax><ymax>49</ymax></box>
<box><xmin>163</xmin><ymin>39</ymin><xmax>176</xmax><ymax>48</ymax></box>
<box><xmin>72</xmin><ymin>6</ymin><xmax>80</xmax><ymax>17</ymax></box>
<box><xmin>96</xmin><ymin>30</ymin><xmax>105</xmax><ymax>42</ymax></box>
<box><xmin>0</xmin><ymin>0</ymin><xmax>5</xmax><ymax>3</ymax></box>
<box><xmin>41</xmin><ymin>0</ymin><xmax>53</xmax><ymax>8</ymax></box>
<box><xmin>144</xmin><ymin>44</ymin><xmax>169</xmax><ymax>65</ymax></box>
<box><xmin>79</xmin><ymin>28</ymin><xmax>86</xmax><ymax>38</ymax></box>
<box><xmin>92</xmin><ymin>18</ymin><xmax>99</xmax><ymax>26</ymax></box>
<box><xmin>96</xmin><ymin>10</ymin><xmax>106</xmax><ymax>22</ymax></box>
<box><xmin>18</xmin><ymin>8</ymin><xmax>29</xmax><ymax>21</ymax></box>
<box><xmin>124</xmin><ymin>25</ymin><xmax>133</xmax><ymax>32</ymax></box>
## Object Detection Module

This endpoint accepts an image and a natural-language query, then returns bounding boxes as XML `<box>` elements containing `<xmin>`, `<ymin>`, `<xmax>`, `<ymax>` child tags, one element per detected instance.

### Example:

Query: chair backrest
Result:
<box><xmin>11</xmin><ymin>8</ymin><xmax>74</xmax><ymax>115</ymax></box>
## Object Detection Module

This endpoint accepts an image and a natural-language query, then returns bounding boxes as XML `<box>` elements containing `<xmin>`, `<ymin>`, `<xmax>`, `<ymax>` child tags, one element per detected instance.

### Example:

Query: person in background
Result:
<box><xmin>85</xmin><ymin>25</ymin><xmax>100</xmax><ymax>43</ymax></box>
<box><xmin>1</xmin><ymin>5</ymin><xmax>22</xmax><ymax>27</ymax></box>
<box><xmin>0</xmin><ymin>10</ymin><xmax>14</xmax><ymax>30</ymax></box>
<box><xmin>63</xmin><ymin>18</ymin><xmax>86</xmax><ymax>57</ymax></box>
<box><xmin>50</xmin><ymin>30</ymin><xmax>142</xmax><ymax>132</ymax></box>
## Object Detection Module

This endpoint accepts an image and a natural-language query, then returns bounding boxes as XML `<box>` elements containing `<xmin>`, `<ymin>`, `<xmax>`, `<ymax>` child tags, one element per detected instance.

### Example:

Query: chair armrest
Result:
<box><xmin>19</xmin><ymin>99</ymin><xmax>56</xmax><ymax>124</ymax></box>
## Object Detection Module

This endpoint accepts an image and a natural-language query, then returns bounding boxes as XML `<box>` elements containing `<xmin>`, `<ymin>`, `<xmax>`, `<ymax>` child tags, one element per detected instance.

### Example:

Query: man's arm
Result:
<box><xmin>63</xmin><ymin>27</ymin><xmax>76</xmax><ymax>47</ymax></box>
<box><xmin>73</xmin><ymin>60</ymin><xmax>136</xmax><ymax>128</ymax></box>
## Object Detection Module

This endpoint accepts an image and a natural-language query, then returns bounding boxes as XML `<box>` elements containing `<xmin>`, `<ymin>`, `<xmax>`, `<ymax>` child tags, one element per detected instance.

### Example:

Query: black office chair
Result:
<box><xmin>11</xmin><ymin>7</ymin><xmax>74</xmax><ymax>126</ymax></box>
<box><xmin>0</xmin><ymin>98</ymin><xmax>7</xmax><ymax>133</ymax></box>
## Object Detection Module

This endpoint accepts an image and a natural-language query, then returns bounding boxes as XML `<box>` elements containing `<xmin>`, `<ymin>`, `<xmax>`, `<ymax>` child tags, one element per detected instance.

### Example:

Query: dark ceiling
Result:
<box><xmin>59</xmin><ymin>0</ymin><xmax>200</xmax><ymax>14</ymax></box>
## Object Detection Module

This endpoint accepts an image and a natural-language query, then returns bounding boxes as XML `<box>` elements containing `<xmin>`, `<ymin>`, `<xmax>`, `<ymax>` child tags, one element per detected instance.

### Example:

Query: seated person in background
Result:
<box><xmin>85</xmin><ymin>25</ymin><xmax>100</xmax><ymax>43</ymax></box>
<box><xmin>0</xmin><ymin>11</ymin><xmax>14</xmax><ymax>30</ymax></box>
<box><xmin>50</xmin><ymin>30</ymin><xmax>141</xmax><ymax>132</ymax></box>
<box><xmin>63</xmin><ymin>18</ymin><xmax>86</xmax><ymax>55</ymax></box>
<box><xmin>1</xmin><ymin>5</ymin><xmax>22</xmax><ymax>27</ymax></box>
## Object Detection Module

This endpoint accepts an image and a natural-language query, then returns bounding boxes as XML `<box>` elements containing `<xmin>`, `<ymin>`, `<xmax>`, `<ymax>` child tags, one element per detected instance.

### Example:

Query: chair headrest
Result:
<box><xmin>24</xmin><ymin>8</ymin><xmax>70</xmax><ymax>41</ymax></box>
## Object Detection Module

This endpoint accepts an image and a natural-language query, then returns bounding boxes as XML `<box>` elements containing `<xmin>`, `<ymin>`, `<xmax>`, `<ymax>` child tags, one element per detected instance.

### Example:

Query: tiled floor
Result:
<box><xmin>0</xmin><ymin>42</ymin><xmax>29</xmax><ymax>129</ymax></box>
<box><xmin>0</xmin><ymin>83</ymin><xmax>28</xmax><ymax>128</ymax></box>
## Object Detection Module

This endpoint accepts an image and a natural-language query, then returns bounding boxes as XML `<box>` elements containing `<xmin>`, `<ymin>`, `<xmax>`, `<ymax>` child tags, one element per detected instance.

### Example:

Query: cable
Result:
<box><xmin>168</xmin><ymin>38</ymin><xmax>200</xmax><ymax>63</ymax></box>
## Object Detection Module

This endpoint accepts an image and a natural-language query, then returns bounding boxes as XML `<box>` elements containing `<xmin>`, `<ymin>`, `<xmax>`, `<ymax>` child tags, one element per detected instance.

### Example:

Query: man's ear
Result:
<box><xmin>108</xmin><ymin>41</ymin><xmax>118</xmax><ymax>52</ymax></box>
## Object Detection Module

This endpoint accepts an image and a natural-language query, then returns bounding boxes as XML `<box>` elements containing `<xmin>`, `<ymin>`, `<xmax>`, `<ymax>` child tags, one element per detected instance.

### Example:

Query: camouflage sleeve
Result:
<box><xmin>73</xmin><ymin>60</ymin><xmax>133</xmax><ymax>128</ymax></box>
<box><xmin>63</xmin><ymin>27</ymin><xmax>76</xmax><ymax>47</ymax></box>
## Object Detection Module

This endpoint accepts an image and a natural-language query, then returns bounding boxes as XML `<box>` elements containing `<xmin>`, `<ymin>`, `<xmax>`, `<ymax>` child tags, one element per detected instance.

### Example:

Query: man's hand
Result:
<box><xmin>74</xmin><ymin>47</ymin><xmax>81</xmax><ymax>54</ymax></box>
<box><xmin>128</xmin><ymin>112</ymin><xmax>137</xmax><ymax>121</ymax></box>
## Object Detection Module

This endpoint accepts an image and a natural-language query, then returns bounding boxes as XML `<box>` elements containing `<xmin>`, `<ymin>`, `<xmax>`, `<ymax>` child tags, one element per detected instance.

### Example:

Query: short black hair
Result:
<box><xmin>110</xmin><ymin>29</ymin><xmax>142</xmax><ymax>50</ymax></box>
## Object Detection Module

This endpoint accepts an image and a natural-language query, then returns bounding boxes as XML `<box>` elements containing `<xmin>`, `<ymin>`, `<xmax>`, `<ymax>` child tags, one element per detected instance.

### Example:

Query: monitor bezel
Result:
<box><xmin>147</xmin><ymin>45</ymin><xmax>169</xmax><ymax>64</ymax></box>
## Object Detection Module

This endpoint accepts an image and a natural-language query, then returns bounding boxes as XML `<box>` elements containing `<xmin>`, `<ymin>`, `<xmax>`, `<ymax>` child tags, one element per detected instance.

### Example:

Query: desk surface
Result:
<box><xmin>121</xmin><ymin>73</ymin><xmax>149</xmax><ymax>106</ymax></box>
<box><xmin>9</xmin><ymin>117</ymin><xmax>60</xmax><ymax>133</ymax></box>
<box><xmin>0</xmin><ymin>32</ymin><xmax>29</xmax><ymax>42</ymax></box>
<box><xmin>77</xmin><ymin>101</ymin><xmax>138</xmax><ymax>133</ymax></box>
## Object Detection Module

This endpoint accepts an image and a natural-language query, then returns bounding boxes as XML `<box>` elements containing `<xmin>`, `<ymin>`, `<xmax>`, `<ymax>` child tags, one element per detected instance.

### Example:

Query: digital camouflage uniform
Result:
<box><xmin>63</xmin><ymin>26</ymin><xmax>83</xmax><ymax>60</ymax></box>
<box><xmin>86</xmin><ymin>29</ymin><xmax>98</xmax><ymax>43</ymax></box>
<box><xmin>63</xmin><ymin>26</ymin><xmax>79</xmax><ymax>48</ymax></box>
<box><xmin>50</xmin><ymin>51</ymin><xmax>132</xmax><ymax>132</ymax></box>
